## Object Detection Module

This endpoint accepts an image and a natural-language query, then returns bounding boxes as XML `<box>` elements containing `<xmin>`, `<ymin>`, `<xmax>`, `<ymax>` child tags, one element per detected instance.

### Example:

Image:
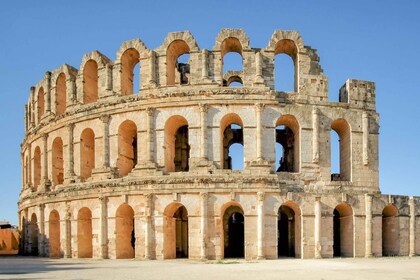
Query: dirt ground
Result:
<box><xmin>0</xmin><ymin>256</ymin><xmax>419</xmax><ymax>280</ymax></box>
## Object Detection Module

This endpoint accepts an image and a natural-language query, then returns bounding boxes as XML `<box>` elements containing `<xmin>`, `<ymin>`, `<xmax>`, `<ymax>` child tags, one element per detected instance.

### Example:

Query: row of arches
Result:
<box><xmin>24</xmin><ymin>114</ymin><xmax>352</xmax><ymax>188</ymax></box>
<box><xmin>23</xmin><ymin>202</ymin><xmax>401</xmax><ymax>259</ymax></box>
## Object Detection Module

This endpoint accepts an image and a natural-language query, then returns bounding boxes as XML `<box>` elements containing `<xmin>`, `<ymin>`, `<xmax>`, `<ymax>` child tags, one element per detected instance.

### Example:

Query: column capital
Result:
<box><xmin>255</xmin><ymin>103</ymin><xmax>265</xmax><ymax>112</ymax></box>
<box><xmin>66</xmin><ymin>123</ymin><xmax>75</xmax><ymax>130</ymax></box>
<box><xmin>41</xmin><ymin>133</ymin><xmax>48</xmax><ymax>141</ymax></box>
<box><xmin>146</xmin><ymin>107</ymin><xmax>155</xmax><ymax>116</ymax></box>
<box><xmin>200</xmin><ymin>192</ymin><xmax>209</xmax><ymax>200</ymax></box>
<box><xmin>100</xmin><ymin>114</ymin><xmax>110</xmax><ymax>124</ymax></box>
<box><xmin>312</xmin><ymin>107</ymin><xmax>319</xmax><ymax>115</ymax></box>
<box><xmin>257</xmin><ymin>191</ymin><xmax>265</xmax><ymax>202</ymax></box>
<box><xmin>199</xmin><ymin>103</ymin><xmax>209</xmax><ymax>113</ymax></box>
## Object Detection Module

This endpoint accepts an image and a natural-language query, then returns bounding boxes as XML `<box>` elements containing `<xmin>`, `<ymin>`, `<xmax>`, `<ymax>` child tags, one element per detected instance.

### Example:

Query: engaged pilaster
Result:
<box><xmin>64</xmin><ymin>123</ymin><xmax>76</xmax><ymax>183</ymax></box>
<box><xmin>199</xmin><ymin>104</ymin><xmax>208</xmax><ymax>160</ymax></box>
<box><xmin>144</xmin><ymin>193</ymin><xmax>152</xmax><ymax>259</ymax></box>
<box><xmin>99</xmin><ymin>196</ymin><xmax>108</xmax><ymax>259</ymax></box>
<box><xmin>41</xmin><ymin>133</ymin><xmax>50</xmax><ymax>191</ymax></box>
<box><xmin>362</xmin><ymin>112</ymin><xmax>369</xmax><ymax>165</ymax></box>
<box><xmin>314</xmin><ymin>196</ymin><xmax>322</xmax><ymax>258</ymax></box>
<box><xmin>200</xmin><ymin>192</ymin><xmax>208</xmax><ymax>260</ymax></box>
<box><xmin>257</xmin><ymin>192</ymin><xmax>265</xmax><ymax>259</ymax></box>
<box><xmin>409</xmin><ymin>197</ymin><xmax>416</xmax><ymax>257</ymax></box>
<box><xmin>365</xmin><ymin>194</ymin><xmax>373</xmax><ymax>257</ymax></box>
<box><xmin>312</xmin><ymin>108</ymin><xmax>319</xmax><ymax>163</ymax></box>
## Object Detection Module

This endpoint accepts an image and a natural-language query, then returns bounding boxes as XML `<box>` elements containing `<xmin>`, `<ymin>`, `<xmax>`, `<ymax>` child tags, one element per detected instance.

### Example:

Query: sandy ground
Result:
<box><xmin>0</xmin><ymin>256</ymin><xmax>419</xmax><ymax>280</ymax></box>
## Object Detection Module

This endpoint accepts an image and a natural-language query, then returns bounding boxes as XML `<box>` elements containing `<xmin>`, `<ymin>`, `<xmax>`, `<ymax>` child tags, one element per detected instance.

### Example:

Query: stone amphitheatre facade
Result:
<box><xmin>18</xmin><ymin>29</ymin><xmax>420</xmax><ymax>260</ymax></box>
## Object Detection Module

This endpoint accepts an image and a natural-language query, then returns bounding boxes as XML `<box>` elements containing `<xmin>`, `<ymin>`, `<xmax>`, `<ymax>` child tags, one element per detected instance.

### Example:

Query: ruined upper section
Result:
<box><xmin>24</xmin><ymin>29</ymin><xmax>376</xmax><ymax>133</ymax></box>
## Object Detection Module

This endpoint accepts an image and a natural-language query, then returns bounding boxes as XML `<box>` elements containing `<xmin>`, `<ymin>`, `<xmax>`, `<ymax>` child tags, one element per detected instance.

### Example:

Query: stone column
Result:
<box><xmin>39</xmin><ymin>204</ymin><xmax>45</xmax><ymax>256</ymax></box>
<box><xmin>144</xmin><ymin>193</ymin><xmax>152</xmax><ymax>259</ymax></box>
<box><xmin>149</xmin><ymin>51</ymin><xmax>157</xmax><ymax>86</ymax></box>
<box><xmin>24</xmin><ymin>208</ymin><xmax>29</xmax><ymax>254</ymax></box>
<box><xmin>362</xmin><ymin>112</ymin><xmax>369</xmax><ymax>165</ymax></box>
<box><xmin>45</xmin><ymin>71</ymin><xmax>52</xmax><ymax>114</ymax></box>
<box><xmin>99</xmin><ymin>196</ymin><xmax>108</xmax><ymax>259</ymax></box>
<box><xmin>30</xmin><ymin>87</ymin><xmax>36</xmax><ymax>127</ymax></box>
<box><xmin>27</xmin><ymin>143</ymin><xmax>32</xmax><ymax>188</ymax></box>
<box><xmin>257</xmin><ymin>192</ymin><xmax>265</xmax><ymax>259</ymax></box>
<box><xmin>199</xmin><ymin>104</ymin><xmax>208</xmax><ymax>160</ymax></box>
<box><xmin>41</xmin><ymin>133</ymin><xmax>50</xmax><ymax>190</ymax></box>
<box><xmin>65</xmin><ymin>123</ymin><xmax>76</xmax><ymax>182</ymax></box>
<box><xmin>254</xmin><ymin>51</ymin><xmax>264</xmax><ymax>84</ymax></box>
<box><xmin>200</xmin><ymin>192</ymin><xmax>208</xmax><ymax>260</ymax></box>
<box><xmin>106</xmin><ymin>64</ymin><xmax>112</xmax><ymax>91</ymax></box>
<box><xmin>256</xmin><ymin>103</ymin><xmax>265</xmax><ymax>160</ymax></box>
<box><xmin>365</xmin><ymin>194</ymin><xmax>373</xmax><ymax>257</ymax></box>
<box><xmin>64</xmin><ymin>204</ymin><xmax>72</xmax><ymax>258</ymax></box>
<box><xmin>100</xmin><ymin>115</ymin><xmax>111</xmax><ymax>168</ymax></box>
<box><xmin>24</xmin><ymin>104</ymin><xmax>28</xmax><ymax>132</ymax></box>
<box><xmin>314</xmin><ymin>196</ymin><xmax>322</xmax><ymax>258</ymax></box>
<box><xmin>312</xmin><ymin>108</ymin><xmax>319</xmax><ymax>163</ymax></box>
<box><xmin>409</xmin><ymin>197</ymin><xmax>416</xmax><ymax>257</ymax></box>
<box><xmin>146</xmin><ymin>108</ymin><xmax>155</xmax><ymax>163</ymax></box>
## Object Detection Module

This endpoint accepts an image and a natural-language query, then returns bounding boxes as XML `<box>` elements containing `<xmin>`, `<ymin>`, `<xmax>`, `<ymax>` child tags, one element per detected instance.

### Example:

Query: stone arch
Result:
<box><xmin>213</xmin><ymin>29</ymin><xmax>251</xmax><ymax>53</ymax></box>
<box><xmin>275</xmin><ymin>114</ymin><xmax>300</xmax><ymax>172</ymax></box>
<box><xmin>221</xmin><ymin>201</ymin><xmax>245</xmax><ymax>259</ymax></box>
<box><xmin>80</xmin><ymin>128</ymin><xmax>95</xmax><ymax>181</ymax></box>
<box><xmin>55</xmin><ymin>73</ymin><xmax>66</xmax><ymax>115</ymax></box>
<box><xmin>52</xmin><ymin>137</ymin><xmax>64</xmax><ymax>186</ymax></box>
<box><xmin>49</xmin><ymin>210</ymin><xmax>61</xmax><ymax>258</ymax></box>
<box><xmin>77</xmin><ymin>207</ymin><xmax>92</xmax><ymax>258</ymax></box>
<box><xmin>37</xmin><ymin>87</ymin><xmax>44</xmax><ymax>122</ymax></box>
<box><xmin>163</xmin><ymin>202</ymin><xmax>189</xmax><ymax>259</ymax></box>
<box><xmin>223</xmin><ymin>70</ymin><xmax>243</xmax><ymax>87</ymax></box>
<box><xmin>266</xmin><ymin>30</ymin><xmax>304</xmax><ymax>54</ymax></box>
<box><xmin>278</xmin><ymin>201</ymin><xmax>301</xmax><ymax>258</ymax></box>
<box><xmin>274</xmin><ymin>39</ymin><xmax>299</xmax><ymax>92</ymax></box>
<box><xmin>33</xmin><ymin>146</ymin><xmax>41</xmax><ymax>190</ymax></box>
<box><xmin>164</xmin><ymin>115</ymin><xmax>190</xmax><ymax>172</ymax></box>
<box><xmin>166</xmin><ymin>40</ymin><xmax>191</xmax><ymax>86</ymax></box>
<box><xmin>220</xmin><ymin>113</ymin><xmax>244</xmax><ymax>170</ymax></box>
<box><xmin>382</xmin><ymin>204</ymin><xmax>399</xmax><ymax>256</ymax></box>
<box><xmin>30</xmin><ymin>213</ymin><xmax>39</xmax><ymax>256</ymax></box>
<box><xmin>331</xmin><ymin>118</ymin><xmax>352</xmax><ymax>181</ymax></box>
<box><xmin>120</xmin><ymin>48</ymin><xmax>140</xmax><ymax>95</ymax></box>
<box><xmin>333</xmin><ymin>202</ymin><xmax>354</xmax><ymax>257</ymax></box>
<box><xmin>115</xmin><ymin>204</ymin><xmax>135</xmax><ymax>259</ymax></box>
<box><xmin>117</xmin><ymin>120</ymin><xmax>137</xmax><ymax>176</ymax></box>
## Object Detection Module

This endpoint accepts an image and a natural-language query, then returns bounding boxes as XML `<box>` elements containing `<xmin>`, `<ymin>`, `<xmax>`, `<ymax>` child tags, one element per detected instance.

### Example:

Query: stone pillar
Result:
<box><xmin>24</xmin><ymin>208</ymin><xmax>30</xmax><ymax>254</ymax></box>
<box><xmin>27</xmin><ymin>143</ymin><xmax>32</xmax><ymax>188</ymax></box>
<box><xmin>30</xmin><ymin>87</ymin><xmax>36</xmax><ymax>127</ymax></box>
<box><xmin>39</xmin><ymin>204</ymin><xmax>45</xmax><ymax>256</ymax></box>
<box><xmin>149</xmin><ymin>51</ymin><xmax>157</xmax><ymax>86</ymax></box>
<box><xmin>146</xmin><ymin>108</ymin><xmax>155</xmax><ymax>163</ymax></box>
<box><xmin>199</xmin><ymin>104</ymin><xmax>208</xmax><ymax>160</ymax></box>
<box><xmin>65</xmin><ymin>123</ymin><xmax>76</xmax><ymax>182</ymax></box>
<box><xmin>257</xmin><ymin>192</ymin><xmax>265</xmax><ymax>259</ymax></box>
<box><xmin>314</xmin><ymin>196</ymin><xmax>322</xmax><ymax>258</ymax></box>
<box><xmin>106</xmin><ymin>64</ymin><xmax>112</xmax><ymax>91</ymax></box>
<box><xmin>45</xmin><ymin>71</ymin><xmax>52</xmax><ymax>114</ymax></box>
<box><xmin>200</xmin><ymin>192</ymin><xmax>208</xmax><ymax>260</ymax></box>
<box><xmin>409</xmin><ymin>197</ymin><xmax>416</xmax><ymax>257</ymax></box>
<box><xmin>64</xmin><ymin>204</ymin><xmax>72</xmax><ymax>258</ymax></box>
<box><xmin>254</xmin><ymin>51</ymin><xmax>264</xmax><ymax>84</ymax></box>
<box><xmin>256</xmin><ymin>103</ymin><xmax>265</xmax><ymax>160</ymax></box>
<box><xmin>100</xmin><ymin>115</ymin><xmax>111</xmax><ymax>169</ymax></box>
<box><xmin>312</xmin><ymin>108</ymin><xmax>319</xmax><ymax>163</ymax></box>
<box><xmin>202</xmin><ymin>49</ymin><xmax>209</xmax><ymax>80</ymax></box>
<box><xmin>362</xmin><ymin>112</ymin><xmax>369</xmax><ymax>165</ymax></box>
<box><xmin>144</xmin><ymin>193</ymin><xmax>152</xmax><ymax>259</ymax></box>
<box><xmin>99</xmin><ymin>196</ymin><xmax>108</xmax><ymax>259</ymax></box>
<box><xmin>41</xmin><ymin>133</ymin><xmax>50</xmax><ymax>190</ymax></box>
<box><xmin>365</xmin><ymin>194</ymin><xmax>373</xmax><ymax>257</ymax></box>
<box><xmin>24</xmin><ymin>104</ymin><xmax>28</xmax><ymax>132</ymax></box>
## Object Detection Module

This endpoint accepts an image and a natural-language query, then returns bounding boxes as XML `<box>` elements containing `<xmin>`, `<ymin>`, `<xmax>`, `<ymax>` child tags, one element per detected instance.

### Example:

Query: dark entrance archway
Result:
<box><xmin>223</xmin><ymin>205</ymin><xmax>244</xmax><ymax>258</ymax></box>
<box><xmin>278</xmin><ymin>205</ymin><xmax>295</xmax><ymax>257</ymax></box>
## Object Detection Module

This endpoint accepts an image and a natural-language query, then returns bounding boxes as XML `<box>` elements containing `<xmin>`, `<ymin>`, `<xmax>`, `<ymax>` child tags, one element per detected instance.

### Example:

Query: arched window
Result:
<box><xmin>56</xmin><ymin>73</ymin><xmax>66</xmax><ymax>115</ymax></box>
<box><xmin>274</xmin><ymin>39</ymin><xmax>298</xmax><ymax>92</ymax></box>
<box><xmin>37</xmin><ymin>87</ymin><xmax>44</xmax><ymax>122</ymax></box>
<box><xmin>223</xmin><ymin>73</ymin><xmax>243</xmax><ymax>87</ymax></box>
<box><xmin>49</xmin><ymin>210</ymin><xmax>61</xmax><ymax>258</ymax></box>
<box><xmin>221</xmin><ymin>114</ymin><xmax>244</xmax><ymax>170</ymax></box>
<box><xmin>77</xmin><ymin>207</ymin><xmax>92</xmax><ymax>258</ymax></box>
<box><xmin>331</xmin><ymin>119</ymin><xmax>351</xmax><ymax>181</ymax></box>
<box><xmin>52</xmin><ymin>137</ymin><xmax>64</xmax><ymax>186</ymax></box>
<box><xmin>115</xmin><ymin>204</ymin><xmax>135</xmax><ymax>259</ymax></box>
<box><xmin>117</xmin><ymin>120</ymin><xmax>137</xmax><ymax>176</ymax></box>
<box><xmin>222</xmin><ymin>204</ymin><xmax>244</xmax><ymax>258</ymax></box>
<box><xmin>83</xmin><ymin>60</ymin><xmax>98</xmax><ymax>104</ymax></box>
<box><xmin>121</xmin><ymin>48</ymin><xmax>140</xmax><ymax>95</ymax></box>
<box><xmin>275</xmin><ymin>115</ymin><xmax>299</xmax><ymax>172</ymax></box>
<box><xmin>167</xmin><ymin>40</ymin><xmax>190</xmax><ymax>86</ymax></box>
<box><xmin>333</xmin><ymin>203</ymin><xmax>353</xmax><ymax>257</ymax></box>
<box><xmin>221</xmin><ymin>37</ymin><xmax>243</xmax><ymax>86</ymax></box>
<box><xmin>80</xmin><ymin>128</ymin><xmax>95</xmax><ymax>181</ymax></box>
<box><xmin>30</xmin><ymin>213</ymin><xmax>39</xmax><ymax>256</ymax></box>
<box><xmin>163</xmin><ymin>203</ymin><xmax>189</xmax><ymax>259</ymax></box>
<box><xmin>33</xmin><ymin>146</ymin><xmax>41</xmax><ymax>190</ymax></box>
<box><xmin>382</xmin><ymin>204</ymin><xmax>399</xmax><ymax>256</ymax></box>
<box><xmin>164</xmin><ymin>116</ymin><xmax>190</xmax><ymax>172</ymax></box>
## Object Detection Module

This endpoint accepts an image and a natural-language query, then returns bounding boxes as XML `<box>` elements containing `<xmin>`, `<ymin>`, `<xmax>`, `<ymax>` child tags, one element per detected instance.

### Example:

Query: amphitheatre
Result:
<box><xmin>18</xmin><ymin>28</ymin><xmax>419</xmax><ymax>260</ymax></box>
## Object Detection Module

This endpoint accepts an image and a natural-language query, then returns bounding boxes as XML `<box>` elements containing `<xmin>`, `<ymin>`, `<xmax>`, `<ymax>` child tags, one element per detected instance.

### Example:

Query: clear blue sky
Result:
<box><xmin>1</xmin><ymin>1</ymin><xmax>419</xmax><ymax>225</ymax></box>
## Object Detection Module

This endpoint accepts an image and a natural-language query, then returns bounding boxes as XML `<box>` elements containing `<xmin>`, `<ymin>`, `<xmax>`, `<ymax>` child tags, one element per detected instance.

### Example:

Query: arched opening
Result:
<box><xmin>52</xmin><ymin>137</ymin><xmax>64</xmax><ymax>186</ymax></box>
<box><xmin>164</xmin><ymin>203</ymin><xmax>189</xmax><ymax>259</ymax></box>
<box><xmin>49</xmin><ymin>210</ymin><xmax>61</xmax><ymax>258</ymax></box>
<box><xmin>37</xmin><ymin>87</ymin><xmax>44</xmax><ymax>122</ymax></box>
<box><xmin>221</xmin><ymin>114</ymin><xmax>244</xmax><ymax>170</ymax></box>
<box><xmin>274</xmin><ymin>39</ymin><xmax>298</xmax><ymax>92</ymax></box>
<box><xmin>33</xmin><ymin>146</ymin><xmax>41</xmax><ymax>190</ymax></box>
<box><xmin>83</xmin><ymin>60</ymin><xmax>98</xmax><ymax>104</ymax></box>
<box><xmin>331</xmin><ymin>119</ymin><xmax>351</xmax><ymax>181</ymax></box>
<box><xmin>77</xmin><ymin>207</ymin><xmax>92</xmax><ymax>258</ymax></box>
<box><xmin>221</xmin><ymin>37</ymin><xmax>243</xmax><ymax>86</ymax></box>
<box><xmin>56</xmin><ymin>73</ymin><xmax>66</xmax><ymax>115</ymax></box>
<box><xmin>223</xmin><ymin>205</ymin><xmax>244</xmax><ymax>258</ymax></box>
<box><xmin>275</xmin><ymin>115</ymin><xmax>299</xmax><ymax>172</ymax></box>
<box><xmin>80</xmin><ymin>128</ymin><xmax>95</xmax><ymax>181</ymax></box>
<box><xmin>30</xmin><ymin>213</ymin><xmax>39</xmax><ymax>256</ymax></box>
<box><xmin>115</xmin><ymin>204</ymin><xmax>135</xmax><ymax>259</ymax></box>
<box><xmin>167</xmin><ymin>40</ymin><xmax>190</xmax><ymax>86</ymax></box>
<box><xmin>164</xmin><ymin>116</ymin><xmax>190</xmax><ymax>172</ymax></box>
<box><xmin>333</xmin><ymin>203</ymin><xmax>353</xmax><ymax>257</ymax></box>
<box><xmin>278</xmin><ymin>202</ymin><xmax>301</xmax><ymax>258</ymax></box>
<box><xmin>224</xmin><ymin>75</ymin><xmax>243</xmax><ymax>87</ymax></box>
<box><xmin>382</xmin><ymin>204</ymin><xmax>399</xmax><ymax>256</ymax></box>
<box><xmin>121</xmin><ymin>48</ymin><xmax>140</xmax><ymax>95</ymax></box>
<box><xmin>117</xmin><ymin>120</ymin><xmax>137</xmax><ymax>176</ymax></box>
